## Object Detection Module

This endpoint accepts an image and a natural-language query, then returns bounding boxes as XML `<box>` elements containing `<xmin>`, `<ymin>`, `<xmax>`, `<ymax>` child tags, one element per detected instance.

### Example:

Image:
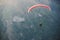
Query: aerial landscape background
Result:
<box><xmin>0</xmin><ymin>0</ymin><xmax>60</xmax><ymax>40</ymax></box>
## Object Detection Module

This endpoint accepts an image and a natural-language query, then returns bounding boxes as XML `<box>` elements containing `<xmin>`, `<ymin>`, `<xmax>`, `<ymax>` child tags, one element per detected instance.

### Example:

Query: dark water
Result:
<box><xmin>0</xmin><ymin>0</ymin><xmax>60</xmax><ymax>40</ymax></box>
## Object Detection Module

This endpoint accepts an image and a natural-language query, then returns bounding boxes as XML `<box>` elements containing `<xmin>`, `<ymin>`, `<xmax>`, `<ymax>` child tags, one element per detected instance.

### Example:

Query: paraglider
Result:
<box><xmin>28</xmin><ymin>4</ymin><xmax>51</xmax><ymax>13</ymax></box>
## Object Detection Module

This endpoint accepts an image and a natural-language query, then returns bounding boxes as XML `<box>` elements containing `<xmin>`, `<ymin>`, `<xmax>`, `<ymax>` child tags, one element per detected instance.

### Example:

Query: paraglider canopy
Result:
<box><xmin>28</xmin><ymin>4</ymin><xmax>51</xmax><ymax>13</ymax></box>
